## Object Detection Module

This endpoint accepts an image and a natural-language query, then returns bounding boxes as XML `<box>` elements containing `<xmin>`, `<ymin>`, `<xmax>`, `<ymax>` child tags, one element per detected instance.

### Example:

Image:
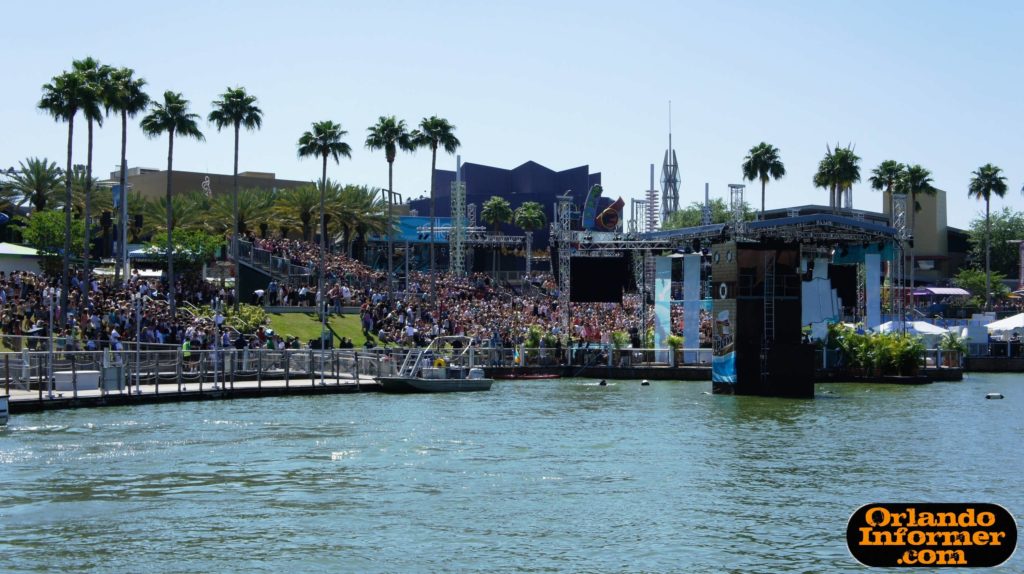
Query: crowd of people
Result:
<box><xmin>0</xmin><ymin>236</ymin><xmax>714</xmax><ymax>355</ymax></box>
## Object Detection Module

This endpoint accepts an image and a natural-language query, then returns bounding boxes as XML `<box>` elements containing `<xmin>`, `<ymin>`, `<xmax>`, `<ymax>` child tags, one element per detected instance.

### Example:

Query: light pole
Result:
<box><xmin>47</xmin><ymin>287</ymin><xmax>55</xmax><ymax>400</ymax></box>
<box><xmin>134</xmin><ymin>294</ymin><xmax>143</xmax><ymax>395</ymax></box>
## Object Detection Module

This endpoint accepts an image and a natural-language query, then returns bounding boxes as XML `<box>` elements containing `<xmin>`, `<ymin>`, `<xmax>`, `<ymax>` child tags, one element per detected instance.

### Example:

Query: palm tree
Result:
<box><xmin>72</xmin><ymin>57</ymin><xmax>111</xmax><ymax>299</ymax></box>
<box><xmin>481</xmin><ymin>195</ymin><xmax>513</xmax><ymax>278</ymax></box>
<box><xmin>208</xmin><ymin>187</ymin><xmax>272</xmax><ymax>238</ymax></box>
<box><xmin>328</xmin><ymin>184</ymin><xmax>388</xmax><ymax>258</ymax></box>
<box><xmin>68</xmin><ymin>164</ymin><xmax>111</xmax><ymax>217</ymax></box>
<box><xmin>413</xmin><ymin>116</ymin><xmax>460</xmax><ymax>305</ymax></box>
<box><xmin>870</xmin><ymin>159</ymin><xmax>907</xmax><ymax>310</ymax></box>
<box><xmin>968</xmin><ymin>164</ymin><xmax>1008</xmax><ymax>310</ymax></box>
<box><xmin>140</xmin><ymin>91</ymin><xmax>205</xmax><ymax>317</ymax></box>
<box><xmin>9</xmin><ymin>157</ymin><xmax>63</xmax><ymax>212</ymax></box>
<box><xmin>272</xmin><ymin>184</ymin><xmax>321</xmax><ymax>241</ymax></box>
<box><xmin>297</xmin><ymin>120</ymin><xmax>351</xmax><ymax>329</ymax></box>
<box><xmin>741</xmin><ymin>142</ymin><xmax>785</xmax><ymax>218</ymax></box>
<box><xmin>513</xmin><ymin>200</ymin><xmax>546</xmax><ymax>274</ymax></box>
<box><xmin>208</xmin><ymin>87</ymin><xmax>263</xmax><ymax>312</ymax></box>
<box><xmin>898</xmin><ymin>164</ymin><xmax>935</xmax><ymax>296</ymax></box>
<box><xmin>39</xmin><ymin>69</ymin><xmax>89</xmax><ymax>324</ymax></box>
<box><xmin>366</xmin><ymin>115</ymin><xmax>416</xmax><ymax>294</ymax></box>
<box><xmin>104</xmin><ymin>67</ymin><xmax>150</xmax><ymax>282</ymax></box>
<box><xmin>141</xmin><ymin>192</ymin><xmax>211</xmax><ymax>237</ymax></box>
<box><xmin>813</xmin><ymin>144</ymin><xmax>860</xmax><ymax>211</ymax></box>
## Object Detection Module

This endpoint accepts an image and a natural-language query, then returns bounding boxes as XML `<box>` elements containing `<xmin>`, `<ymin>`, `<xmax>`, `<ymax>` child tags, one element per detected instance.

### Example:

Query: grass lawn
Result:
<box><xmin>267</xmin><ymin>312</ymin><xmax>384</xmax><ymax>346</ymax></box>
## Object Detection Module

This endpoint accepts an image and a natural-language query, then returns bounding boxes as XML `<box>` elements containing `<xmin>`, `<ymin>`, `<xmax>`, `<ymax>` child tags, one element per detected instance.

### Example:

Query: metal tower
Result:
<box><xmin>450</xmin><ymin>158</ymin><xmax>467</xmax><ymax>277</ymax></box>
<box><xmin>645</xmin><ymin>163</ymin><xmax>660</xmax><ymax>230</ymax></box>
<box><xmin>891</xmin><ymin>193</ymin><xmax>908</xmax><ymax>329</ymax></box>
<box><xmin>729</xmin><ymin>184</ymin><xmax>746</xmax><ymax>239</ymax></box>
<box><xmin>660</xmin><ymin>102</ymin><xmax>680</xmax><ymax>219</ymax></box>
<box><xmin>629</xmin><ymin>199</ymin><xmax>647</xmax><ymax>233</ymax></box>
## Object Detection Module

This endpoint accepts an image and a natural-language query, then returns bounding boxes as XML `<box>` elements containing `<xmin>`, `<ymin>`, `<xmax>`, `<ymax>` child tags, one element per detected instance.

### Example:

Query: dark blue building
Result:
<box><xmin>407</xmin><ymin>161</ymin><xmax>602</xmax><ymax>250</ymax></box>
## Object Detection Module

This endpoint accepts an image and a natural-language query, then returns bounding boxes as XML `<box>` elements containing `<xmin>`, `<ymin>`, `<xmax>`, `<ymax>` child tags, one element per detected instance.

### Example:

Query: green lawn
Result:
<box><xmin>267</xmin><ymin>312</ymin><xmax>383</xmax><ymax>347</ymax></box>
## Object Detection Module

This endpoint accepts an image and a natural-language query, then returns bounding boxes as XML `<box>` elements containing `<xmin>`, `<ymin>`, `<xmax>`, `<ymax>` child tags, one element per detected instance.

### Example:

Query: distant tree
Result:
<box><xmin>813</xmin><ymin>144</ymin><xmax>860</xmax><ymax>210</ymax></box>
<box><xmin>39</xmin><ymin>68</ymin><xmax>89</xmax><ymax>323</ymax></box>
<box><xmin>103</xmin><ymin>66</ymin><xmax>150</xmax><ymax>282</ymax></box>
<box><xmin>966</xmin><ymin>208</ymin><xmax>1024</xmax><ymax>279</ymax></box>
<box><xmin>953</xmin><ymin>267</ymin><xmax>1009</xmax><ymax>308</ymax></box>
<box><xmin>208</xmin><ymin>187</ymin><xmax>273</xmax><ymax>238</ymax></box>
<box><xmin>272</xmin><ymin>184</ymin><xmax>321</xmax><ymax>241</ymax></box>
<box><xmin>140</xmin><ymin>90</ymin><xmax>206</xmax><ymax>317</ymax></box>
<box><xmin>968</xmin><ymin>163</ymin><xmax>1008</xmax><ymax>310</ymax></box>
<box><xmin>741</xmin><ymin>142</ymin><xmax>785</xmax><ymax>218</ymax></box>
<box><xmin>413</xmin><ymin>116</ymin><xmax>460</xmax><ymax>301</ymax></box>
<box><xmin>209</xmin><ymin>86</ymin><xmax>262</xmax><ymax>312</ymax></box>
<box><xmin>481</xmin><ymin>195</ymin><xmax>513</xmax><ymax>277</ymax></box>
<box><xmin>366</xmin><ymin>115</ymin><xmax>416</xmax><ymax>292</ymax></box>
<box><xmin>9</xmin><ymin>157</ymin><xmax>63</xmax><ymax>212</ymax></box>
<box><xmin>144</xmin><ymin>228</ymin><xmax>224</xmax><ymax>277</ymax></box>
<box><xmin>513</xmin><ymin>201</ymin><xmax>547</xmax><ymax>233</ymax></box>
<box><xmin>72</xmin><ymin>56</ymin><xmax>111</xmax><ymax>289</ymax></box>
<box><xmin>897</xmin><ymin>164</ymin><xmax>935</xmax><ymax>292</ymax></box>
<box><xmin>20</xmin><ymin>210</ymin><xmax>85</xmax><ymax>276</ymax></box>
<box><xmin>661</xmin><ymin>198</ymin><xmax>754</xmax><ymax>229</ymax></box>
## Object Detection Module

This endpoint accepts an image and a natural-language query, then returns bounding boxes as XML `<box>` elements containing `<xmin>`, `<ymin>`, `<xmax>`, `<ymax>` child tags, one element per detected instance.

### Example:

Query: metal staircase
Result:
<box><xmin>761</xmin><ymin>250</ymin><xmax>776</xmax><ymax>383</ymax></box>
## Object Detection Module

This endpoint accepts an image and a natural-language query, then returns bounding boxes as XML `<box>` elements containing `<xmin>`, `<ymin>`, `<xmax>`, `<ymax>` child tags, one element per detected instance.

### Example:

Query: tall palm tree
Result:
<box><xmin>271</xmin><ymin>184</ymin><xmax>321</xmax><ymax>241</ymax></box>
<box><xmin>140</xmin><ymin>91</ymin><xmax>205</xmax><ymax>318</ymax></box>
<box><xmin>741</xmin><ymin>142</ymin><xmax>785</xmax><ymax>218</ymax></box>
<box><xmin>140</xmin><ymin>192</ymin><xmax>210</xmax><ymax>237</ymax></box>
<box><xmin>366</xmin><ymin>115</ymin><xmax>416</xmax><ymax>294</ymax></box>
<box><xmin>72</xmin><ymin>57</ymin><xmax>111</xmax><ymax>301</ymax></box>
<box><xmin>897</xmin><ymin>164</ymin><xmax>935</xmax><ymax>296</ymax></box>
<box><xmin>327</xmin><ymin>184</ymin><xmax>388</xmax><ymax>258</ymax></box>
<box><xmin>207</xmin><ymin>187</ymin><xmax>273</xmax><ymax>238</ymax></box>
<box><xmin>513</xmin><ymin>200</ymin><xmax>546</xmax><ymax>274</ymax></box>
<box><xmin>39</xmin><ymin>69</ymin><xmax>89</xmax><ymax>324</ymax></box>
<box><xmin>870</xmin><ymin>159</ymin><xmax>906</xmax><ymax>310</ymax></box>
<box><xmin>968</xmin><ymin>164</ymin><xmax>1008</xmax><ymax>310</ymax></box>
<box><xmin>68</xmin><ymin>165</ymin><xmax>111</xmax><ymax>217</ymax></box>
<box><xmin>297</xmin><ymin>120</ymin><xmax>351</xmax><ymax>331</ymax></box>
<box><xmin>413</xmin><ymin>116</ymin><xmax>460</xmax><ymax>306</ymax></box>
<box><xmin>104</xmin><ymin>67</ymin><xmax>150</xmax><ymax>282</ymax></box>
<box><xmin>481</xmin><ymin>195</ymin><xmax>513</xmax><ymax>278</ymax></box>
<box><xmin>9</xmin><ymin>157</ymin><xmax>63</xmax><ymax>212</ymax></box>
<box><xmin>208</xmin><ymin>87</ymin><xmax>263</xmax><ymax>312</ymax></box>
<box><xmin>813</xmin><ymin>144</ymin><xmax>860</xmax><ymax>211</ymax></box>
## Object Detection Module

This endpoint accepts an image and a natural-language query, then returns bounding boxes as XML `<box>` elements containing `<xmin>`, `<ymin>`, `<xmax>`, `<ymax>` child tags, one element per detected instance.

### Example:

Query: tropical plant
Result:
<box><xmin>207</xmin><ymin>187</ymin><xmax>273</xmax><ymax>238</ymax></box>
<box><xmin>209</xmin><ymin>86</ymin><xmax>263</xmax><ymax>312</ymax></box>
<box><xmin>938</xmin><ymin>331</ymin><xmax>968</xmax><ymax>367</ymax></box>
<box><xmin>39</xmin><ymin>68</ymin><xmax>89</xmax><ymax>322</ymax></box>
<box><xmin>103</xmin><ymin>67</ymin><xmax>150</xmax><ymax>281</ymax></box>
<box><xmin>366</xmin><ymin>115</ymin><xmax>416</xmax><ymax>291</ymax></box>
<box><xmin>140</xmin><ymin>90</ymin><xmax>206</xmax><ymax>317</ymax></box>
<box><xmin>611</xmin><ymin>330</ymin><xmax>630</xmax><ymax>349</ymax></box>
<box><xmin>661</xmin><ymin>198</ymin><xmax>755</xmax><ymax>229</ymax></box>
<box><xmin>326</xmin><ymin>183</ymin><xmax>388</xmax><ymax>257</ymax></box>
<box><xmin>741</xmin><ymin>142</ymin><xmax>785</xmax><ymax>218</ymax></box>
<box><xmin>953</xmin><ymin>267</ymin><xmax>1009</xmax><ymax>308</ymax></box>
<box><xmin>68</xmin><ymin>164</ymin><xmax>111</xmax><ymax>217</ymax></box>
<box><xmin>968</xmin><ymin>163</ymin><xmax>1008</xmax><ymax>310</ymax></box>
<box><xmin>413</xmin><ymin>116</ymin><xmax>460</xmax><ymax>301</ymax></box>
<box><xmin>965</xmin><ymin>208</ymin><xmax>1024</xmax><ymax>277</ymax></box>
<box><xmin>813</xmin><ymin>144</ymin><xmax>860</xmax><ymax>211</ymax></box>
<box><xmin>8</xmin><ymin>157</ymin><xmax>63</xmax><ymax>212</ymax></box>
<box><xmin>481</xmin><ymin>195</ymin><xmax>512</xmax><ymax>277</ymax></box>
<box><xmin>71</xmin><ymin>57</ymin><xmax>111</xmax><ymax>287</ymax></box>
<box><xmin>19</xmin><ymin>210</ymin><xmax>85</xmax><ymax>276</ymax></box>
<box><xmin>666</xmin><ymin>334</ymin><xmax>684</xmax><ymax>350</ymax></box>
<box><xmin>144</xmin><ymin>228</ymin><xmax>223</xmax><ymax>264</ymax></box>
<box><xmin>140</xmin><ymin>191</ymin><xmax>211</xmax><ymax>237</ymax></box>
<box><xmin>513</xmin><ymin>201</ymin><xmax>546</xmax><ymax>232</ymax></box>
<box><xmin>272</xmin><ymin>184</ymin><xmax>321</xmax><ymax>241</ymax></box>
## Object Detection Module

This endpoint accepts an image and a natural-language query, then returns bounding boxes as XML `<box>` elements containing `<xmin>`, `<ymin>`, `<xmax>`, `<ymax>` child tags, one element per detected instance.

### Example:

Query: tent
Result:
<box><xmin>985</xmin><ymin>313</ymin><xmax>1024</xmax><ymax>336</ymax></box>
<box><xmin>877</xmin><ymin>320</ymin><xmax>950</xmax><ymax>345</ymax></box>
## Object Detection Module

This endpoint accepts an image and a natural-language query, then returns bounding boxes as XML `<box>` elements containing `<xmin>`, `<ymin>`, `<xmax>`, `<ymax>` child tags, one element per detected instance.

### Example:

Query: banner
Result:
<box><xmin>865</xmin><ymin>253</ymin><xmax>882</xmax><ymax>329</ymax></box>
<box><xmin>653</xmin><ymin>257</ymin><xmax>672</xmax><ymax>361</ymax></box>
<box><xmin>683</xmin><ymin>254</ymin><xmax>701</xmax><ymax>363</ymax></box>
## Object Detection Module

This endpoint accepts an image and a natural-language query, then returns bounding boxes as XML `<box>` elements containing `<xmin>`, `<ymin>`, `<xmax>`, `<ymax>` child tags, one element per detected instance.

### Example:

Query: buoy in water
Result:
<box><xmin>986</xmin><ymin>392</ymin><xmax>1004</xmax><ymax>400</ymax></box>
<box><xmin>598</xmin><ymin>380</ymin><xmax>607</xmax><ymax>386</ymax></box>
<box><xmin>641</xmin><ymin>380</ymin><xmax>650</xmax><ymax>386</ymax></box>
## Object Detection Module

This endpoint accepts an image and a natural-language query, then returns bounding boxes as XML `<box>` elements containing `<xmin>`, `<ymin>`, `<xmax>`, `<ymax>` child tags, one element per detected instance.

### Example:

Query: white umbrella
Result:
<box><xmin>985</xmin><ymin>313</ymin><xmax>1024</xmax><ymax>335</ymax></box>
<box><xmin>878</xmin><ymin>320</ymin><xmax>949</xmax><ymax>336</ymax></box>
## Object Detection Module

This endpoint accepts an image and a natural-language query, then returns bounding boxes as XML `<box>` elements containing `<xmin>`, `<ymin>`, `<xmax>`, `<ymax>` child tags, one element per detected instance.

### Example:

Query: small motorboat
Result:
<box><xmin>377</xmin><ymin>336</ymin><xmax>494</xmax><ymax>394</ymax></box>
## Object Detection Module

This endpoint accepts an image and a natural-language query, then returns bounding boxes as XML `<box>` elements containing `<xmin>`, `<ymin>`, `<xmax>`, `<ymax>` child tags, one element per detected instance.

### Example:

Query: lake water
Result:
<box><xmin>1</xmin><ymin>374</ymin><xmax>1020</xmax><ymax>573</ymax></box>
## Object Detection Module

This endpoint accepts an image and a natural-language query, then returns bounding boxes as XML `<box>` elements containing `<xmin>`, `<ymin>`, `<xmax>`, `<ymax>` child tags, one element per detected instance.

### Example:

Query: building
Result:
<box><xmin>882</xmin><ymin>189</ymin><xmax>951</xmax><ymax>284</ymax></box>
<box><xmin>408</xmin><ymin>161</ymin><xmax>603</xmax><ymax>250</ymax></box>
<box><xmin>103</xmin><ymin>167</ymin><xmax>308</xmax><ymax>199</ymax></box>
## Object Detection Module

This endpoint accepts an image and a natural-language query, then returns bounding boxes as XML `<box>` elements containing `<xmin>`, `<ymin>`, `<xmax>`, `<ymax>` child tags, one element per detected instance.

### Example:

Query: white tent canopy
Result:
<box><xmin>877</xmin><ymin>321</ymin><xmax>949</xmax><ymax>336</ymax></box>
<box><xmin>985</xmin><ymin>313</ymin><xmax>1024</xmax><ymax>335</ymax></box>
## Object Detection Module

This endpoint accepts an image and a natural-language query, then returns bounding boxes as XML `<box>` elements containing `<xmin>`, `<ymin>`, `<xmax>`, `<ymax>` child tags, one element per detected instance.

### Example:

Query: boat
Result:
<box><xmin>377</xmin><ymin>336</ymin><xmax>494</xmax><ymax>393</ymax></box>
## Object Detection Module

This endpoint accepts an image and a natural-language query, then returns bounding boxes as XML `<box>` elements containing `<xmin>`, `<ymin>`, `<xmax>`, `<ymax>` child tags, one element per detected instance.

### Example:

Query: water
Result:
<box><xmin>1</xmin><ymin>374</ymin><xmax>1021</xmax><ymax>573</ymax></box>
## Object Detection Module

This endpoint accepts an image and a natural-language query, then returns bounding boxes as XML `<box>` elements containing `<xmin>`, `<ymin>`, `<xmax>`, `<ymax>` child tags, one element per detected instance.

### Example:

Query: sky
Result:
<box><xmin>2</xmin><ymin>0</ymin><xmax>1022</xmax><ymax>230</ymax></box>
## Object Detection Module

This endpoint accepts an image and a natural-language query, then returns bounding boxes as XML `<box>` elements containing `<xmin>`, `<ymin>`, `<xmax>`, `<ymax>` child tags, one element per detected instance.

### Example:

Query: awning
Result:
<box><xmin>913</xmin><ymin>287</ymin><xmax>969</xmax><ymax>297</ymax></box>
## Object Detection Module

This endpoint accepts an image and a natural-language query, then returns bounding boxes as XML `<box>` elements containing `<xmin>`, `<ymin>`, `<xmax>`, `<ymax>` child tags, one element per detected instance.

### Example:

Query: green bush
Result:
<box><xmin>666</xmin><ymin>334</ymin><xmax>684</xmax><ymax>350</ymax></box>
<box><xmin>611</xmin><ymin>330</ymin><xmax>630</xmax><ymax>349</ymax></box>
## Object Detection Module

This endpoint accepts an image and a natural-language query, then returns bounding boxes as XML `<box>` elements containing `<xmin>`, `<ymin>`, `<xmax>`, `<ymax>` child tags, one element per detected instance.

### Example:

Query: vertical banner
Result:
<box><xmin>653</xmin><ymin>257</ymin><xmax>672</xmax><ymax>362</ymax></box>
<box><xmin>711</xmin><ymin>242</ymin><xmax>737</xmax><ymax>391</ymax></box>
<box><xmin>865</xmin><ymin>253</ymin><xmax>881</xmax><ymax>330</ymax></box>
<box><xmin>683</xmin><ymin>254</ymin><xmax>701</xmax><ymax>364</ymax></box>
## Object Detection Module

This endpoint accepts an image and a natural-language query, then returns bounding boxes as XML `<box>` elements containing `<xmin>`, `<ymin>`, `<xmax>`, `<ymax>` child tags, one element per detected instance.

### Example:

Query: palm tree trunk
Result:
<box><xmin>166</xmin><ymin>129</ymin><xmax>176</xmax><ymax>318</ymax></box>
<box><xmin>387</xmin><ymin>159</ymin><xmax>394</xmax><ymax>298</ymax></box>
<box><xmin>985</xmin><ymin>198</ymin><xmax>991</xmax><ymax>311</ymax></box>
<box><xmin>319</xmin><ymin>155</ymin><xmax>327</xmax><ymax>320</ymax></box>
<box><xmin>429</xmin><ymin>146</ymin><xmax>437</xmax><ymax>309</ymax></box>
<box><xmin>909</xmin><ymin>191</ymin><xmax>916</xmax><ymax>309</ymax></box>
<box><xmin>83</xmin><ymin>119</ymin><xmax>94</xmax><ymax>314</ymax></box>
<box><xmin>116</xmin><ymin>109</ymin><xmax>128</xmax><ymax>284</ymax></box>
<box><xmin>233</xmin><ymin>122</ymin><xmax>240</xmax><ymax>313</ymax></box>
<box><xmin>61</xmin><ymin>116</ymin><xmax>74</xmax><ymax>328</ymax></box>
<box><xmin>760</xmin><ymin>178</ymin><xmax>766</xmax><ymax>220</ymax></box>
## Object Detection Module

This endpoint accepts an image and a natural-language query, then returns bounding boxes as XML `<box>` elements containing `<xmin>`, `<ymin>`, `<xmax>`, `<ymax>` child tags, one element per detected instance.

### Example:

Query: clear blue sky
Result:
<box><xmin>2</xmin><ymin>0</ymin><xmax>1021</xmax><ymax>229</ymax></box>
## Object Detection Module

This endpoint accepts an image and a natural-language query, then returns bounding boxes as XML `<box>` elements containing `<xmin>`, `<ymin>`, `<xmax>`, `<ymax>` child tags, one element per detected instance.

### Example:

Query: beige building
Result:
<box><xmin>104</xmin><ymin>167</ymin><xmax>308</xmax><ymax>199</ymax></box>
<box><xmin>883</xmin><ymin>188</ymin><xmax>950</xmax><ymax>284</ymax></box>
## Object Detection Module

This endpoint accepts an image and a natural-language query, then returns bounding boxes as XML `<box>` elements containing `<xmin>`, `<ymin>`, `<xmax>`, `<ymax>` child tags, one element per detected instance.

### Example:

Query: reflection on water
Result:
<box><xmin>1</xmin><ymin>375</ymin><xmax>1021</xmax><ymax>573</ymax></box>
